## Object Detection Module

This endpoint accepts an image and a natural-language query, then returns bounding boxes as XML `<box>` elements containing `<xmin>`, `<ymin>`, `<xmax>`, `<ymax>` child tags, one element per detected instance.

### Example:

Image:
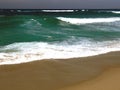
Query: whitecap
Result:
<box><xmin>57</xmin><ymin>17</ymin><xmax>120</xmax><ymax>25</ymax></box>
<box><xmin>0</xmin><ymin>38</ymin><xmax>120</xmax><ymax>65</ymax></box>
<box><xmin>111</xmin><ymin>11</ymin><xmax>120</xmax><ymax>14</ymax></box>
<box><xmin>42</xmin><ymin>10</ymin><xmax>74</xmax><ymax>12</ymax></box>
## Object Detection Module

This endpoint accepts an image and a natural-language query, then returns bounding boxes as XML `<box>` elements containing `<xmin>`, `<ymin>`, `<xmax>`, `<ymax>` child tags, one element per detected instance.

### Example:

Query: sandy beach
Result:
<box><xmin>0</xmin><ymin>51</ymin><xmax>120</xmax><ymax>90</ymax></box>
<box><xmin>60</xmin><ymin>67</ymin><xmax>120</xmax><ymax>90</ymax></box>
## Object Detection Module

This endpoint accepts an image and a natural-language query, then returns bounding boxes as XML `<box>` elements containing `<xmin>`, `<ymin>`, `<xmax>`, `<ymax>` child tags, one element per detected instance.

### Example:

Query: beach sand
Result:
<box><xmin>0</xmin><ymin>51</ymin><xmax>120</xmax><ymax>90</ymax></box>
<box><xmin>60</xmin><ymin>67</ymin><xmax>120</xmax><ymax>90</ymax></box>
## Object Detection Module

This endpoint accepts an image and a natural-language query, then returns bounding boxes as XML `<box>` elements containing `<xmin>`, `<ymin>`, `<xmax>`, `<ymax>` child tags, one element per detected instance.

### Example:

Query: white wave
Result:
<box><xmin>42</xmin><ymin>10</ymin><xmax>74</xmax><ymax>12</ymax></box>
<box><xmin>57</xmin><ymin>17</ymin><xmax>120</xmax><ymax>25</ymax></box>
<box><xmin>0</xmin><ymin>39</ymin><xmax>120</xmax><ymax>65</ymax></box>
<box><xmin>81</xmin><ymin>9</ymin><xmax>85</xmax><ymax>12</ymax></box>
<box><xmin>111</xmin><ymin>11</ymin><xmax>120</xmax><ymax>14</ymax></box>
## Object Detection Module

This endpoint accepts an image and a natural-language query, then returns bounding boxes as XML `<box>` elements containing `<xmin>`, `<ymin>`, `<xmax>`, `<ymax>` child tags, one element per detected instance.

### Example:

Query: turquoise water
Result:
<box><xmin>0</xmin><ymin>10</ymin><xmax>120</xmax><ymax>65</ymax></box>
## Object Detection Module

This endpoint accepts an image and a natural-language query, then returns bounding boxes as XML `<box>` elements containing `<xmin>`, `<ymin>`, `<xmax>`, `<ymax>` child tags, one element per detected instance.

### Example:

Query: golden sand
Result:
<box><xmin>0</xmin><ymin>51</ymin><xmax>120</xmax><ymax>90</ymax></box>
<box><xmin>59</xmin><ymin>67</ymin><xmax>120</xmax><ymax>90</ymax></box>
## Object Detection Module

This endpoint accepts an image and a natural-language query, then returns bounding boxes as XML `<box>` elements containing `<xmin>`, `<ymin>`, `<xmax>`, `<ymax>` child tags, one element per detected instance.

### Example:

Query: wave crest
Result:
<box><xmin>57</xmin><ymin>17</ymin><xmax>120</xmax><ymax>25</ymax></box>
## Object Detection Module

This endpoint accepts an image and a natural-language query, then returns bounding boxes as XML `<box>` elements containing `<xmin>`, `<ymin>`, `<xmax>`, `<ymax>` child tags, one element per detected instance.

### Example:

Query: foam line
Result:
<box><xmin>0</xmin><ymin>39</ymin><xmax>120</xmax><ymax>65</ymax></box>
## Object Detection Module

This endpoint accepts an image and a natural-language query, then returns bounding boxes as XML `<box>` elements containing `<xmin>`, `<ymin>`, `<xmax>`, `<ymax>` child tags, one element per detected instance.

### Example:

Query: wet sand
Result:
<box><xmin>0</xmin><ymin>51</ymin><xmax>120</xmax><ymax>90</ymax></box>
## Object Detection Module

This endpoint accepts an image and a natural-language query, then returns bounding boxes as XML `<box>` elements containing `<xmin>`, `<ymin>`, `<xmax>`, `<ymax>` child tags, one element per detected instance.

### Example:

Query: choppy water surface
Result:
<box><xmin>0</xmin><ymin>10</ymin><xmax>120</xmax><ymax>65</ymax></box>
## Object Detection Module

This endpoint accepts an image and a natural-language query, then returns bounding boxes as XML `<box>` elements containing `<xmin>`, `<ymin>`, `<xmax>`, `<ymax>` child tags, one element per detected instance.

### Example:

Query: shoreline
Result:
<box><xmin>1</xmin><ymin>50</ymin><xmax>120</xmax><ymax>66</ymax></box>
<box><xmin>0</xmin><ymin>51</ymin><xmax>120</xmax><ymax>90</ymax></box>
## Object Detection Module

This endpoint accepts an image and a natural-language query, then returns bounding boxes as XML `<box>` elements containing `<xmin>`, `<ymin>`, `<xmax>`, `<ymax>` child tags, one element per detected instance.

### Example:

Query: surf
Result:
<box><xmin>57</xmin><ymin>17</ymin><xmax>120</xmax><ymax>25</ymax></box>
<box><xmin>111</xmin><ymin>11</ymin><xmax>120</xmax><ymax>14</ymax></box>
<box><xmin>0</xmin><ymin>38</ymin><xmax>120</xmax><ymax>65</ymax></box>
<box><xmin>0</xmin><ymin>11</ymin><xmax>120</xmax><ymax>65</ymax></box>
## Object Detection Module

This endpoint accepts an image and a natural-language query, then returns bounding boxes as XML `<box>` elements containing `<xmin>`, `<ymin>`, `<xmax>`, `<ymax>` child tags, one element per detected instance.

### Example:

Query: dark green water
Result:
<box><xmin>0</xmin><ymin>10</ymin><xmax>120</xmax><ymax>65</ymax></box>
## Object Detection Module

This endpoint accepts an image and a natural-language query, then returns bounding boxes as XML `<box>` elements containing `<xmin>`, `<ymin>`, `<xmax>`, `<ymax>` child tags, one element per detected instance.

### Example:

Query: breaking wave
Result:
<box><xmin>57</xmin><ymin>17</ymin><xmax>120</xmax><ymax>25</ymax></box>
<box><xmin>0</xmin><ymin>38</ymin><xmax>120</xmax><ymax>65</ymax></box>
<box><xmin>42</xmin><ymin>10</ymin><xmax>74</xmax><ymax>12</ymax></box>
<box><xmin>111</xmin><ymin>11</ymin><xmax>120</xmax><ymax>14</ymax></box>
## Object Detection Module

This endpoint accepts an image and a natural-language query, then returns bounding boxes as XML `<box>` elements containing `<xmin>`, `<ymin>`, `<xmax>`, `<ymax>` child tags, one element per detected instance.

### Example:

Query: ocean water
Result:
<box><xmin>0</xmin><ymin>10</ymin><xmax>120</xmax><ymax>65</ymax></box>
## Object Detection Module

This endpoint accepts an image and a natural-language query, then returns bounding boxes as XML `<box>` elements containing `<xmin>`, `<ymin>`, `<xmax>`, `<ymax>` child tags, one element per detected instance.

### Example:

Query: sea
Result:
<box><xmin>0</xmin><ymin>10</ymin><xmax>120</xmax><ymax>65</ymax></box>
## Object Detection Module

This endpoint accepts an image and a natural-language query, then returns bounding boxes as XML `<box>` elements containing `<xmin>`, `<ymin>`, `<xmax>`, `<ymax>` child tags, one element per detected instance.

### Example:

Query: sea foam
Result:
<box><xmin>111</xmin><ymin>11</ymin><xmax>120</xmax><ymax>14</ymax></box>
<box><xmin>0</xmin><ymin>38</ymin><xmax>120</xmax><ymax>65</ymax></box>
<box><xmin>57</xmin><ymin>17</ymin><xmax>120</xmax><ymax>25</ymax></box>
<box><xmin>42</xmin><ymin>10</ymin><xmax>74</xmax><ymax>12</ymax></box>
